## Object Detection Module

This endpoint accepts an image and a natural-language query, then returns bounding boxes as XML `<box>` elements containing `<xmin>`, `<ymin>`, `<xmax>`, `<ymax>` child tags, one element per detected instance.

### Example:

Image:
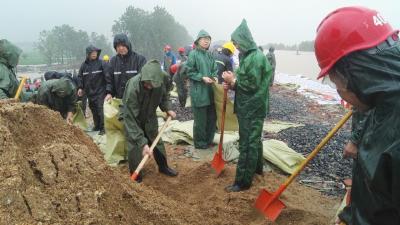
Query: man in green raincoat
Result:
<box><xmin>186</xmin><ymin>30</ymin><xmax>218</xmax><ymax>149</ymax></box>
<box><xmin>122</xmin><ymin>60</ymin><xmax>178</xmax><ymax>182</ymax></box>
<box><xmin>0</xmin><ymin>39</ymin><xmax>22</xmax><ymax>100</ymax></box>
<box><xmin>34</xmin><ymin>76</ymin><xmax>77</xmax><ymax>124</ymax></box>
<box><xmin>223</xmin><ymin>19</ymin><xmax>272</xmax><ymax>192</ymax></box>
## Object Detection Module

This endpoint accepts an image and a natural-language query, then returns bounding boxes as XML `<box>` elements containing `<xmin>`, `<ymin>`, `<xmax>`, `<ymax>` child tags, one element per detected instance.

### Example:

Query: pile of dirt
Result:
<box><xmin>0</xmin><ymin>103</ymin><xmax>206</xmax><ymax>225</ymax></box>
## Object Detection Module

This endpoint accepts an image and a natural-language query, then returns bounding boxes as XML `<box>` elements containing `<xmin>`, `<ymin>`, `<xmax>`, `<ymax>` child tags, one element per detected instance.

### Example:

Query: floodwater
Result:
<box><xmin>273</xmin><ymin>50</ymin><xmax>320</xmax><ymax>81</ymax></box>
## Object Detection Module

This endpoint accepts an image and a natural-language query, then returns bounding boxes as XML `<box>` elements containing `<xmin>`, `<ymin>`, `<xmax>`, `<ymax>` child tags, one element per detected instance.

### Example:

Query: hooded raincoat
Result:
<box><xmin>186</xmin><ymin>30</ymin><xmax>218</xmax><ymax>149</ymax></box>
<box><xmin>230</xmin><ymin>19</ymin><xmax>272</xmax><ymax>187</ymax></box>
<box><xmin>337</xmin><ymin>34</ymin><xmax>400</xmax><ymax>225</ymax></box>
<box><xmin>106</xmin><ymin>34</ymin><xmax>147</xmax><ymax>99</ymax></box>
<box><xmin>0</xmin><ymin>39</ymin><xmax>22</xmax><ymax>99</ymax></box>
<box><xmin>122</xmin><ymin>60</ymin><xmax>172</xmax><ymax>174</ymax></box>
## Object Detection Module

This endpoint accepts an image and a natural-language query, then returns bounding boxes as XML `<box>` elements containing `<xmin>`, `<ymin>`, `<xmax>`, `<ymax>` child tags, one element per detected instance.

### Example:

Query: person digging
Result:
<box><xmin>122</xmin><ymin>60</ymin><xmax>178</xmax><ymax>182</ymax></box>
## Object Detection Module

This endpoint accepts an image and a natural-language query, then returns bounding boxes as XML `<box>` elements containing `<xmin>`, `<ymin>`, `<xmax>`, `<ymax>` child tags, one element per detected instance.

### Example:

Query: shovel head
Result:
<box><xmin>255</xmin><ymin>189</ymin><xmax>286</xmax><ymax>221</ymax></box>
<box><xmin>211</xmin><ymin>152</ymin><xmax>225</xmax><ymax>175</ymax></box>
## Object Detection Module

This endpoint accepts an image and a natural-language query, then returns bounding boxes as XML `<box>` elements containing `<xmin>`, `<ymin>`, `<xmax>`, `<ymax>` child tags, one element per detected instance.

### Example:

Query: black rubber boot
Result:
<box><xmin>154</xmin><ymin>150</ymin><xmax>178</xmax><ymax>177</ymax></box>
<box><xmin>225</xmin><ymin>182</ymin><xmax>250</xmax><ymax>192</ymax></box>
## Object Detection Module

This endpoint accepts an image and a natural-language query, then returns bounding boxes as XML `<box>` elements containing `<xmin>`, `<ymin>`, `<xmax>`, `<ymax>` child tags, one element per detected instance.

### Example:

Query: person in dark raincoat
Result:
<box><xmin>105</xmin><ymin>34</ymin><xmax>147</xmax><ymax>101</ymax></box>
<box><xmin>266</xmin><ymin>46</ymin><xmax>276</xmax><ymax>86</ymax></box>
<box><xmin>122</xmin><ymin>59</ymin><xmax>178</xmax><ymax>182</ymax></box>
<box><xmin>77</xmin><ymin>45</ymin><xmax>108</xmax><ymax>134</ymax></box>
<box><xmin>0</xmin><ymin>39</ymin><xmax>22</xmax><ymax>100</ymax></box>
<box><xmin>186</xmin><ymin>29</ymin><xmax>218</xmax><ymax>149</ymax></box>
<box><xmin>222</xmin><ymin>19</ymin><xmax>272</xmax><ymax>192</ymax></box>
<box><xmin>315</xmin><ymin>6</ymin><xmax>400</xmax><ymax>225</ymax></box>
<box><xmin>215</xmin><ymin>42</ymin><xmax>235</xmax><ymax>84</ymax></box>
<box><xmin>35</xmin><ymin>76</ymin><xmax>77</xmax><ymax>124</ymax></box>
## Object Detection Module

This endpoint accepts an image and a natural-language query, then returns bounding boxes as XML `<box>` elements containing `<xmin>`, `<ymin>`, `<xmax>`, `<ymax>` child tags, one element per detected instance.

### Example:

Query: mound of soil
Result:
<box><xmin>0</xmin><ymin>103</ymin><xmax>204</xmax><ymax>225</ymax></box>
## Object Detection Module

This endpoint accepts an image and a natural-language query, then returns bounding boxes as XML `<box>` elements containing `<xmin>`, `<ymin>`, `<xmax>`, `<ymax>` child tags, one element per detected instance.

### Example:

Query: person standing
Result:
<box><xmin>186</xmin><ymin>30</ymin><xmax>218</xmax><ymax>149</ymax></box>
<box><xmin>223</xmin><ymin>19</ymin><xmax>272</xmax><ymax>192</ymax></box>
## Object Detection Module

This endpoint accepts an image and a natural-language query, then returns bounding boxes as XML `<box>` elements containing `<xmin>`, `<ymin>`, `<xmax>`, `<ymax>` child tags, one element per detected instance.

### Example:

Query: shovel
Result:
<box><xmin>255</xmin><ymin>110</ymin><xmax>353</xmax><ymax>221</ymax></box>
<box><xmin>130</xmin><ymin>116</ymin><xmax>172</xmax><ymax>181</ymax></box>
<box><xmin>211</xmin><ymin>88</ymin><xmax>228</xmax><ymax>175</ymax></box>
<box><xmin>14</xmin><ymin>76</ymin><xmax>28</xmax><ymax>100</ymax></box>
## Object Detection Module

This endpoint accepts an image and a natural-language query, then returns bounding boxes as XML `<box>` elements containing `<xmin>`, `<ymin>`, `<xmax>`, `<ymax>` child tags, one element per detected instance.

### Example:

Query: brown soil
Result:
<box><xmin>0</xmin><ymin>102</ymin><xmax>340</xmax><ymax>225</ymax></box>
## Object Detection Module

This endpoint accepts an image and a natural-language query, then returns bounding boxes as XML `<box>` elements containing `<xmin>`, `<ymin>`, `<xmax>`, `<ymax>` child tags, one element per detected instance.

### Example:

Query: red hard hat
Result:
<box><xmin>164</xmin><ymin>45</ymin><xmax>171</xmax><ymax>51</ymax></box>
<box><xmin>315</xmin><ymin>6</ymin><xmax>397</xmax><ymax>79</ymax></box>
<box><xmin>170</xmin><ymin>64</ymin><xmax>179</xmax><ymax>74</ymax></box>
<box><xmin>178</xmin><ymin>47</ymin><xmax>185</xmax><ymax>53</ymax></box>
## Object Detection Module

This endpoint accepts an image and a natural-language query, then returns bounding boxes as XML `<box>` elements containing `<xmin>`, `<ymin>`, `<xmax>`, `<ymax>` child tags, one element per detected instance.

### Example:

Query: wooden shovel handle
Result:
<box><xmin>218</xmin><ymin>88</ymin><xmax>228</xmax><ymax>155</ymax></box>
<box><xmin>130</xmin><ymin>116</ymin><xmax>172</xmax><ymax>181</ymax></box>
<box><xmin>14</xmin><ymin>77</ymin><xmax>27</xmax><ymax>100</ymax></box>
<box><xmin>269</xmin><ymin>110</ymin><xmax>353</xmax><ymax>202</ymax></box>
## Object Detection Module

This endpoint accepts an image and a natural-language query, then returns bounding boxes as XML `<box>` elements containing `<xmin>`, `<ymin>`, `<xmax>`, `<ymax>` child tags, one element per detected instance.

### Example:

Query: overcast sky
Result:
<box><xmin>1</xmin><ymin>0</ymin><xmax>399</xmax><ymax>47</ymax></box>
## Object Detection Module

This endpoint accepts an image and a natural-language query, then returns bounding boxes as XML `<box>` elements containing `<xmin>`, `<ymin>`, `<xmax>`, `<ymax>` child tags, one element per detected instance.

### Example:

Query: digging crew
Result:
<box><xmin>215</xmin><ymin>42</ymin><xmax>235</xmax><ymax>84</ymax></box>
<box><xmin>77</xmin><ymin>45</ymin><xmax>107</xmax><ymax>135</ymax></box>
<box><xmin>223</xmin><ymin>19</ymin><xmax>272</xmax><ymax>192</ymax></box>
<box><xmin>34</xmin><ymin>76</ymin><xmax>77</xmax><ymax>124</ymax></box>
<box><xmin>186</xmin><ymin>29</ymin><xmax>218</xmax><ymax>149</ymax></box>
<box><xmin>105</xmin><ymin>33</ymin><xmax>147</xmax><ymax>101</ymax></box>
<box><xmin>266</xmin><ymin>46</ymin><xmax>276</xmax><ymax>86</ymax></box>
<box><xmin>315</xmin><ymin>6</ymin><xmax>400</xmax><ymax>225</ymax></box>
<box><xmin>122</xmin><ymin>60</ymin><xmax>178</xmax><ymax>182</ymax></box>
<box><xmin>0</xmin><ymin>39</ymin><xmax>22</xmax><ymax>100</ymax></box>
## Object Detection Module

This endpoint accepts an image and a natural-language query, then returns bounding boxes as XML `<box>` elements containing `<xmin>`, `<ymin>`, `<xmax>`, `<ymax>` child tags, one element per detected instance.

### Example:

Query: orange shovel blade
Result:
<box><xmin>130</xmin><ymin>172</ymin><xmax>139</xmax><ymax>181</ymax></box>
<box><xmin>211</xmin><ymin>152</ymin><xmax>225</xmax><ymax>175</ymax></box>
<box><xmin>255</xmin><ymin>189</ymin><xmax>286</xmax><ymax>221</ymax></box>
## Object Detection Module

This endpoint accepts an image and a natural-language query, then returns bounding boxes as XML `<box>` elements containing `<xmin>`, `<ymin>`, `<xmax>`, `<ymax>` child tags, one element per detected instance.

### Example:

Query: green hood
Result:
<box><xmin>0</xmin><ymin>39</ymin><xmax>22</xmax><ymax>68</ymax></box>
<box><xmin>231</xmin><ymin>19</ymin><xmax>257</xmax><ymax>53</ymax></box>
<box><xmin>50</xmin><ymin>77</ymin><xmax>74</xmax><ymax>97</ymax></box>
<box><xmin>140</xmin><ymin>60</ymin><xmax>164</xmax><ymax>88</ymax></box>
<box><xmin>194</xmin><ymin>29</ymin><xmax>211</xmax><ymax>45</ymax></box>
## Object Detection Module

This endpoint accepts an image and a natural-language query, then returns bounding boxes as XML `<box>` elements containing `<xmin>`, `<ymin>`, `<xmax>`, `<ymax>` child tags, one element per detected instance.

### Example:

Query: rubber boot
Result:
<box><xmin>154</xmin><ymin>150</ymin><xmax>178</xmax><ymax>177</ymax></box>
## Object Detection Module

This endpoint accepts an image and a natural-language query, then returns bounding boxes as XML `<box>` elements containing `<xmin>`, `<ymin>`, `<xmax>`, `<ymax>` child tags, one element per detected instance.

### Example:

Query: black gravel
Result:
<box><xmin>171</xmin><ymin>98</ymin><xmax>193</xmax><ymax>121</ymax></box>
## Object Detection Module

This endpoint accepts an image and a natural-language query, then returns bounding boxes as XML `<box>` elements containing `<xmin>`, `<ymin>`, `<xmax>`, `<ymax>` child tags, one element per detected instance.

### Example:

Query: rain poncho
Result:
<box><xmin>336</xmin><ymin>35</ymin><xmax>400</xmax><ymax>225</ymax></box>
<box><xmin>230</xmin><ymin>19</ymin><xmax>272</xmax><ymax>187</ymax></box>
<box><xmin>122</xmin><ymin>60</ymin><xmax>172</xmax><ymax>173</ymax></box>
<box><xmin>0</xmin><ymin>39</ymin><xmax>22</xmax><ymax>99</ymax></box>
<box><xmin>186</xmin><ymin>30</ymin><xmax>218</xmax><ymax>149</ymax></box>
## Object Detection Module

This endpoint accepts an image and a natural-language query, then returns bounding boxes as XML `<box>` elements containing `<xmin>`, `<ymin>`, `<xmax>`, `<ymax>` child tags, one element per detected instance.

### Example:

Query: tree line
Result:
<box><xmin>35</xmin><ymin>6</ymin><xmax>193</xmax><ymax>66</ymax></box>
<box><xmin>36</xmin><ymin>24</ymin><xmax>113</xmax><ymax>65</ymax></box>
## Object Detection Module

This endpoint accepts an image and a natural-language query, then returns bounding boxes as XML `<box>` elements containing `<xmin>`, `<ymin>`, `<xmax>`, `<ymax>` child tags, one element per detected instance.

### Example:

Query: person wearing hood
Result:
<box><xmin>215</xmin><ymin>42</ymin><xmax>235</xmax><ymax>84</ymax></box>
<box><xmin>35</xmin><ymin>76</ymin><xmax>77</xmax><ymax>124</ymax></box>
<box><xmin>122</xmin><ymin>59</ymin><xmax>178</xmax><ymax>182</ymax></box>
<box><xmin>77</xmin><ymin>45</ymin><xmax>107</xmax><ymax>135</ymax></box>
<box><xmin>105</xmin><ymin>34</ymin><xmax>147</xmax><ymax>101</ymax></box>
<box><xmin>0</xmin><ymin>39</ymin><xmax>22</xmax><ymax>100</ymax></box>
<box><xmin>222</xmin><ymin>19</ymin><xmax>272</xmax><ymax>192</ymax></box>
<box><xmin>163</xmin><ymin>45</ymin><xmax>177</xmax><ymax>74</ymax></box>
<box><xmin>266</xmin><ymin>46</ymin><xmax>276</xmax><ymax>86</ymax></box>
<box><xmin>186</xmin><ymin>30</ymin><xmax>218</xmax><ymax>149</ymax></box>
<box><xmin>315</xmin><ymin>7</ymin><xmax>400</xmax><ymax>225</ymax></box>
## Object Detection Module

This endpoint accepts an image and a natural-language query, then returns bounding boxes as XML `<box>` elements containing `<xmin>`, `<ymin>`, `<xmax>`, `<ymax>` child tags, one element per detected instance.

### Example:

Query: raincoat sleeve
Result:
<box><xmin>210</xmin><ymin>59</ymin><xmax>218</xmax><ymax>78</ymax></box>
<box><xmin>0</xmin><ymin>68</ymin><xmax>10</xmax><ymax>99</ymax></box>
<box><xmin>350</xmin><ymin>108</ymin><xmax>368</xmax><ymax>145</ymax></box>
<box><xmin>235</xmin><ymin>54</ymin><xmax>266</xmax><ymax>93</ymax></box>
<box><xmin>105</xmin><ymin>60</ymin><xmax>114</xmax><ymax>95</ymax></box>
<box><xmin>137</xmin><ymin>57</ymin><xmax>147</xmax><ymax>73</ymax></box>
<box><xmin>66</xmin><ymin>91</ymin><xmax>77</xmax><ymax>113</ymax></box>
<box><xmin>159</xmin><ymin>74</ymin><xmax>172</xmax><ymax>112</ymax></box>
<box><xmin>77</xmin><ymin>64</ymin><xmax>84</xmax><ymax>90</ymax></box>
<box><xmin>186</xmin><ymin>53</ymin><xmax>203</xmax><ymax>81</ymax></box>
<box><xmin>122</xmin><ymin>81</ymin><xmax>148</xmax><ymax>148</ymax></box>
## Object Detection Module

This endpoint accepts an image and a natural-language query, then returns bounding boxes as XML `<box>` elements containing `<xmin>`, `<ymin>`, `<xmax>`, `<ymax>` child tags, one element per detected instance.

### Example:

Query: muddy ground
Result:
<box><xmin>0</xmin><ymin>100</ymin><xmax>341</xmax><ymax>224</ymax></box>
